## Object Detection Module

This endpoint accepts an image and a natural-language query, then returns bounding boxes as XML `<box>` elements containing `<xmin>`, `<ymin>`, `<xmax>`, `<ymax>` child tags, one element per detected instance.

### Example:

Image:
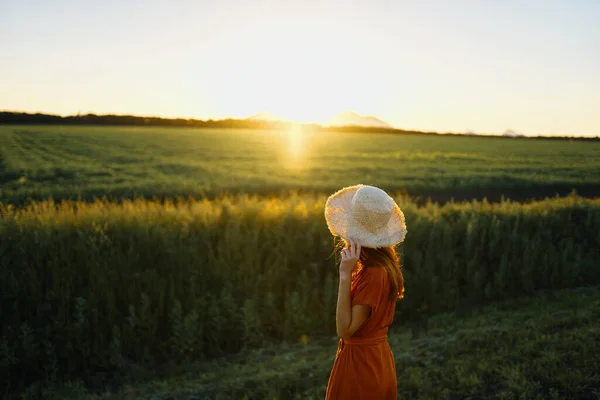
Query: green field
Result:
<box><xmin>2</xmin><ymin>125</ymin><xmax>600</xmax><ymax>399</ymax></box>
<box><xmin>33</xmin><ymin>285</ymin><xmax>600</xmax><ymax>400</ymax></box>
<box><xmin>1</xmin><ymin>125</ymin><xmax>600</xmax><ymax>205</ymax></box>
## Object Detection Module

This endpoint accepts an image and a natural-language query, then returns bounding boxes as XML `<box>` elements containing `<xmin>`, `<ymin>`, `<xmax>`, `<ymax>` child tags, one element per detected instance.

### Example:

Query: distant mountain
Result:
<box><xmin>326</xmin><ymin>111</ymin><xmax>392</xmax><ymax>128</ymax></box>
<box><xmin>503</xmin><ymin>129</ymin><xmax>525</xmax><ymax>138</ymax></box>
<box><xmin>247</xmin><ymin>110</ymin><xmax>392</xmax><ymax>128</ymax></box>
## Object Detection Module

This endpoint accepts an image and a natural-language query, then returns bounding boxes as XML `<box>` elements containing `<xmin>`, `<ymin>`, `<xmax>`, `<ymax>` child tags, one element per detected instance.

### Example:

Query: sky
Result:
<box><xmin>1</xmin><ymin>0</ymin><xmax>599</xmax><ymax>136</ymax></box>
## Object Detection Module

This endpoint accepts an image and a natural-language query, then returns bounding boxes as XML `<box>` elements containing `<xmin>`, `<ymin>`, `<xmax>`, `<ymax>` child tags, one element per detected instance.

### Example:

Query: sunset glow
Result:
<box><xmin>1</xmin><ymin>0</ymin><xmax>600</xmax><ymax>136</ymax></box>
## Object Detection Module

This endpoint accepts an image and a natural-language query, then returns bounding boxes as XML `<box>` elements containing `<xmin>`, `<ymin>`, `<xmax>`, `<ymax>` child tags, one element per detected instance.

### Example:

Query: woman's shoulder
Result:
<box><xmin>352</xmin><ymin>266</ymin><xmax>389</xmax><ymax>297</ymax></box>
<box><xmin>356</xmin><ymin>265</ymin><xmax>387</xmax><ymax>280</ymax></box>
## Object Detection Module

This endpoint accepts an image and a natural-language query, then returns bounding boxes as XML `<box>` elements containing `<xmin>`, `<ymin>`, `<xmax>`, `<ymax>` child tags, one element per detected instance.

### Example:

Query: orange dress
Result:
<box><xmin>325</xmin><ymin>265</ymin><xmax>398</xmax><ymax>400</ymax></box>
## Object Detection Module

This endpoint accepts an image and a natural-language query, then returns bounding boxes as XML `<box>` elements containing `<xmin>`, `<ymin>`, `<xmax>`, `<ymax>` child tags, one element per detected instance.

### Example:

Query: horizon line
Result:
<box><xmin>1</xmin><ymin>109</ymin><xmax>599</xmax><ymax>139</ymax></box>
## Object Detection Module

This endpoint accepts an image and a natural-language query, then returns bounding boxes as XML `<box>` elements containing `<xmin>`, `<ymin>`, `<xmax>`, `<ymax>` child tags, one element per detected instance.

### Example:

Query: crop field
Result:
<box><xmin>1</xmin><ymin>125</ymin><xmax>600</xmax><ymax>205</ymax></box>
<box><xmin>1</xmin><ymin>125</ymin><xmax>600</xmax><ymax>399</ymax></box>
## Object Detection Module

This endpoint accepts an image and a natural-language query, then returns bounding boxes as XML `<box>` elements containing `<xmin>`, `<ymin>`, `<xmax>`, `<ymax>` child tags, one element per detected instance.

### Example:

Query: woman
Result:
<box><xmin>323</xmin><ymin>184</ymin><xmax>407</xmax><ymax>400</ymax></box>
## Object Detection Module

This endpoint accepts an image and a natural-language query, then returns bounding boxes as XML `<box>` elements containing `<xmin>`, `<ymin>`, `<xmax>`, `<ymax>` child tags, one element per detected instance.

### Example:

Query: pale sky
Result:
<box><xmin>1</xmin><ymin>0</ymin><xmax>599</xmax><ymax>136</ymax></box>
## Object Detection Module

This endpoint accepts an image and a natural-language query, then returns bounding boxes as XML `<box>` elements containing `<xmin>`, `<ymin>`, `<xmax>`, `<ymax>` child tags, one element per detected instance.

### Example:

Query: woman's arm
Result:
<box><xmin>336</xmin><ymin>239</ymin><xmax>371</xmax><ymax>339</ymax></box>
<box><xmin>336</xmin><ymin>275</ymin><xmax>371</xmax><ymax>338</ymax></box>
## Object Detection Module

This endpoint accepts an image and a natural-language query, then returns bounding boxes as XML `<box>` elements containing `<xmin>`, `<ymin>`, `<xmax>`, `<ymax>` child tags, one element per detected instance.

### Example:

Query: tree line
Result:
<box><xmin>1</xmin><ymin>111</ymin><xmax>598</xmax><ymax>141</ymax></box>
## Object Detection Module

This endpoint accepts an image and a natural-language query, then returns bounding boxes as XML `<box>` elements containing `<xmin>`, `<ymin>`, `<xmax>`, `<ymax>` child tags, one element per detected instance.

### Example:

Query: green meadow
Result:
<box><xmin>1</xmin><ymin>125</ymin><xmax>600</xmax><ymax>399</ymax></box>
<box><xmin>1</xmin><ymin>125</ymin><xmax>600</xmax><ymax>204</ymax></box>
<box><xmin>32</xmin><ymin>284</ymin><xmax>600</xmax><ymax>400</ymax></box>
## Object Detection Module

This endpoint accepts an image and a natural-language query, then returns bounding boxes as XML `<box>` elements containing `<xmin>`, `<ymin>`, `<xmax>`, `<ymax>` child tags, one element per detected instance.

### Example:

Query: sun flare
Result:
<box><xmin>287</xmin><ymin>124</ymin><xmax>304</xmax><ymax>158</ymax></box>
<box><xmin>279</xmin><ymin>124</ymin><xmax>308</xmax><ymax>170</ymax></box>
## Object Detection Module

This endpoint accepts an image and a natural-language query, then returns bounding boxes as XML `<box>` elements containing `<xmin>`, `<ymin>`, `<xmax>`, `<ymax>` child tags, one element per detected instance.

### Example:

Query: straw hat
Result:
<box><xmin>324</xmin><ymin>184</ymin><xmax>407</xmax><ymax>248</ymax></box>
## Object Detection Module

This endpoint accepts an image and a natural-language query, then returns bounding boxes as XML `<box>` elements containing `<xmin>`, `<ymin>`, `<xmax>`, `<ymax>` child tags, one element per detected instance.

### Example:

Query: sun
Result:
<box><xmin>206</xmin><ymin>18</ymin><xmax>378</xmax><ymax>125</ymax></box>
<box><xmin>256</xmin><ymin>84</ymin><xmax>342</xmax><ymax>124</ymax></box>
<box><xmin>271</xmin><ymin>102</ymin><xmax>336</xmax><ymax>125</ymax></box>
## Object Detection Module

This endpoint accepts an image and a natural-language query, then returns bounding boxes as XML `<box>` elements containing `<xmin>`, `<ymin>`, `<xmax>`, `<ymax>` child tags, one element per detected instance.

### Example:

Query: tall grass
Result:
<box><xmin>1</xmin><ymin>192</ymin><xmax>599</xmax><ymax>393</ymax></box>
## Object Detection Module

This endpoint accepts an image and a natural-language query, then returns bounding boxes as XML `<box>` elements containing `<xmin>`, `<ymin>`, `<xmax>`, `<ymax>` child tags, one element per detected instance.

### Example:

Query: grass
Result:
<box><xmin>2</xmin><ymin>193</ymin><xmax>599</xmax><ymax>398</ymax></box>
<box><xmin>1</xmin><ymin>125</ymin><xmax>600</xmax><ymax>205</ymax></box>
<box><xmin>25</xmin><ymin>285</ymin><xmax>600</xmax><ymax>400</ymax></box>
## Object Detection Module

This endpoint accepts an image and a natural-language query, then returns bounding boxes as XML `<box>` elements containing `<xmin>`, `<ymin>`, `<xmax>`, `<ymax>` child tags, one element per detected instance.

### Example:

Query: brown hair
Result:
<box><xmin>334</xmin><ymin>237</ymin><xmax>405</xmax><ymax>301</ymax></box>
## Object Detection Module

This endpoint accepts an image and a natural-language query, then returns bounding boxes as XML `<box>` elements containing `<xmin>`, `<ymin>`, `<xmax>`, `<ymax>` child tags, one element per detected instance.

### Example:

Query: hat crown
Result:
<box><xmin>324</xmin><ymin>183</ymin><xmax>407</xmax><ymax>248</ymax></box>
<box><xmin>351</xmin><ymin>186</ymin><xmax>393</xmax><ymax>233</ymax></box>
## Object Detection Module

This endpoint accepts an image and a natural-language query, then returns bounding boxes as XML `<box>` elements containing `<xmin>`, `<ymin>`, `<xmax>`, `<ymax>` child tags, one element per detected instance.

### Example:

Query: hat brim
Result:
<box><xmin>324</xmin><ymin>184</ymin><xmax>407</xmax><ymax>248</ymax></box>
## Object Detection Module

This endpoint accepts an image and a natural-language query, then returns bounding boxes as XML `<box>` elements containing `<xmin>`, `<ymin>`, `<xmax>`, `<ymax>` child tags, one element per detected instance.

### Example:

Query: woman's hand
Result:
<box><xmin>339</xmin><ymin>239</ymin><xmax>361</xmax><ymax>279</ymax></box>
